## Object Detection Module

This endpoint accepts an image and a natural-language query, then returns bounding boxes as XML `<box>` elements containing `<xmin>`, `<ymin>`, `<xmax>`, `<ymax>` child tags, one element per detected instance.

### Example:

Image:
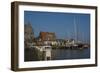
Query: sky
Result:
<box><xmin>24</xmin><ymin>11</ymin><xmax>90</xmax><ymax>43</ymax></box>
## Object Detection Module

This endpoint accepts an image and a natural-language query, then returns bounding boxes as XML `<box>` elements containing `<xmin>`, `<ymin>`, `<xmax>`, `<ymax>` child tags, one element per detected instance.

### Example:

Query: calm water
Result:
<box><xmin>51</xmin><ymin>48</ymin><xmax>90</xmax><ymax>60</ymax></box>
<box><xmin>25</xmin><ymin>48</ymin><xmax>90</xmax><ymax>61</ymax></box>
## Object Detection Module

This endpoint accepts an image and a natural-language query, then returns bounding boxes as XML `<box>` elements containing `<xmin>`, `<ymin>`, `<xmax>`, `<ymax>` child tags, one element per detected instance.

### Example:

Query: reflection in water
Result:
<box><xmin>25</xmin><ymin>48</ymin><xmax>90</xmax><ymax>61</ymax></box>
<box><xmin>51</xmin><ymin>48</ymin><xmax>90</xmax><ymax>60</ymax></box>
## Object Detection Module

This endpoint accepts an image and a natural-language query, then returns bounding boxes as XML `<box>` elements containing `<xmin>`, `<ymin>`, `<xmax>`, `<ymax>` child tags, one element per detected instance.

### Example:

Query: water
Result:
<box><xmin>51</xmin><ymin>48</ymin><xmax>90</xmax><ymax>60</ymax></box>
<box><xmin>25</xmin><ymin>48</ymin><xmax>90</xmax><ymax>61</ymax></box>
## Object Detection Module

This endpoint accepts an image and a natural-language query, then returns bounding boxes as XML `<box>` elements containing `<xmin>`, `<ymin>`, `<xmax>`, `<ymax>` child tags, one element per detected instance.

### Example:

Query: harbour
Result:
<box><xmin>24</xmin><ymin>40</ymin><xmax>90</xmax><ymax>61</ymax></box>
<box><xmin>24</xmin><ymin>46</ymin><xmax>90</xmax><ymax>61</ymax></box>
<box><xmin>24</xmin><ymin>11</ymin><xmax>90</xmax><ymax>61</ymax></box>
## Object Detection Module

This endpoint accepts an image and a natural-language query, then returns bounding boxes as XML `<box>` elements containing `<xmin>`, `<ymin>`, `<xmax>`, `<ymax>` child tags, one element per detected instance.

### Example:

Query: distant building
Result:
<box><xmin>56</xmin><ymin>39</ymin><xmax>66</xmax><ymax>46</ymax></box>
<box><xmin>39</xmin><ymin>32</ymin><xmax>56</xmax><ymax>41</ymax></box>
<box><xmin>36</xmin><ymin>32</ymin><xmax>56</xmax><ymax>45</ymax></box>
<box><xmin>24</xmin><ymin>23</ymin><xmax>34</xmax><ymax>48</ymax></box>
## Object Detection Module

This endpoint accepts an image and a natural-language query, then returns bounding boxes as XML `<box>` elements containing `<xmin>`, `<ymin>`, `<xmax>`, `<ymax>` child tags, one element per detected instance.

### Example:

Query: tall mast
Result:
<box><xmin>74</xmin><ymin>16</ymin><xmax>78</xmax><ymax>43</ymax></box>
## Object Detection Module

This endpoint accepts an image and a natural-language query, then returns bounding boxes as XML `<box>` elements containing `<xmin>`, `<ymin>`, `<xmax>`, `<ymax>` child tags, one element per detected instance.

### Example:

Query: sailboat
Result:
<box><xmin>72</xmin><ymin>16</ymin><xmax>85</xmax><ymax>49</ymax></box>
<box><xmin>73</xmin><ymin>16</ymin><xmax>90</xmax><ymax>49</ymax></box>
<box><xmin>72</xmin><ymin>16</ymin><xmax>79</xmax><ymax>49</ymax></box>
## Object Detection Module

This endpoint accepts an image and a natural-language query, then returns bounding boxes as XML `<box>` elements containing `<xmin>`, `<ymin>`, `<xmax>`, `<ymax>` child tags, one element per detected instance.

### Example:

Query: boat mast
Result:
<box><xmin>74</xmin><ymin>16</ymin><xmax>78</xmax><ymax>43</ymax></box>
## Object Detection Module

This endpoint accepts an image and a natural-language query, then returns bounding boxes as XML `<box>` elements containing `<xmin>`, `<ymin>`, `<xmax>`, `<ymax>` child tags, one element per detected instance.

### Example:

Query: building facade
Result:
<box><xmin>39</xmin><ymin>32</ymin><xmax>56</xmax><ymax>41</ymax></box>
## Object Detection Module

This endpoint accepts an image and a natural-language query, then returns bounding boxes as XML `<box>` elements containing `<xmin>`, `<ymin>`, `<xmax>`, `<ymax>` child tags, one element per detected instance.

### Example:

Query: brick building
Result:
<box><xmin>39</xmin><ymin>32</ymin><xmax>56</xmax><ymax>41</ymax></box>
